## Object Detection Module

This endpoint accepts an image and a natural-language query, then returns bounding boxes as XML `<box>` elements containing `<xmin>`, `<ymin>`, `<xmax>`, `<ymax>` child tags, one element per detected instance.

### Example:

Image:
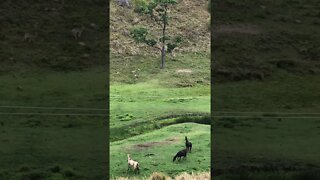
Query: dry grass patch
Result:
<box><xmin>115</xmin><ymin>172</ymin><xmax>210</xmax><ymax>180</ymax></box>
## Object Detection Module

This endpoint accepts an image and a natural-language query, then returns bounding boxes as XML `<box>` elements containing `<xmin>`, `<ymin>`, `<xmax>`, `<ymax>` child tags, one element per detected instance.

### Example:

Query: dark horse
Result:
<box><xmin>185</xmin><ymin>136</ymin><xmax>192</xmax><ymax>152</ymax></box>
<box><xmin>173</xmin><ymin>148</ymin><xmax>187</xmax><ymax>162</ymax></box>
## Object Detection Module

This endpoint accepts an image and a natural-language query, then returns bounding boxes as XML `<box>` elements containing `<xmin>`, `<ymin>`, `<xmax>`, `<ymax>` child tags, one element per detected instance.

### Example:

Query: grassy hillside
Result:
<box><xmin>0</xmin><ymin>0</ymin><xmax>107</xmax><ymax>73</ymax></box>
<box><xmin>110</xmin><ymin>82</ymin><xmax>210</xmax><ymax>142</ymax></box>
<box><xmin>110</xmin><ymin>0</ymin><xmax>210</xmax><ymax>57</ymax></box>
<box><xmin>110</xmin><ymin>123</ymin><xmax>210</xmax><ymax>179</ymax></box>
<box><xmin>110</xmin><ymin>0</ymin><xmax>211</xmax><ymax>141</ymax></box>
<box><xmin>214</xmin><ymin>72</ymin><xmax>320</xmax><ymax>112</ymax></box>
<box><xmin>110</xmin><ymin>1</ymin><xmax>211</xmax><ymax>179</ymax></box>
<box><xmin>212</xmin><ymin>0</ymin><xmax>320</xmax><ymax>178</ymax></box>
<box><xmin>212</xmin><ymin>0</ymin><xmax>320</xmax><ymax>82</ymax></box>
<box><xmin>1</xmin><ymin>1</ymin><xmax>109</xmax><ymax>178</ymax></box>
<box><xmin>110</xmin><ymin>53</ymin><xmax>210</xmax><ymax>85</ymax></box>
<box><xmin>109</xmin><ymin>54</ymin><xmax>211</xmax><ymax>178</ymax></box>
<box><xmin>0</xmin><ymin>68</ymin><xmax>108</xmax><ymax>179</ymax></box>
<box><xmin>0</xmin><ymin>67</ymin><xmax>107</xmax><ymax>107</ymax></box>
<box><xmin>110</xmin><ymin>48</ymin><xmax>210</xmax><ymax>143</ymax></box>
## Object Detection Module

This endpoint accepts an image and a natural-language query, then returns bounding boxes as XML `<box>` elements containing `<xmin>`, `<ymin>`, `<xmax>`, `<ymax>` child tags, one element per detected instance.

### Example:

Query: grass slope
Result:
<box><xmin>213</xmin><ymin>74</ymin><xmax>320</xmax><ymax>178</ymax></box>
<box><xmin>111</xmin><ymin>83</ymin><xmax>210</xmax><ymax>128</ymax></box>
<box><xmin>214</xmin><ymin>72</ymin><xmax>320</xmax><ymax>112</ymax></box>
<box><xmin>110</xmin><ymin>123</ymin><xmax>210</xmax><ymax>179</ymax></box>
<box><xmin>110</xmin><ymin>1</ymin><xmax>211</xmax><ymax>176</ymax></box>
<box><xmin>212</xmin><ymin>0</ymin><xmax>320</xmax><ymax>178</ymax></box>
<box><xmin>110</xmin><ymin>0</ymin><xmax>210</xmax><ymax>56</ymax></box>
<box><xmin>0</xmin><ymin>0</ymin><xmax>107</xmax><ymax>73</ymax></box>
<box><xmin>110</xmin><ymin>53</ymin><xmax>210</xmax><ymax>142</ymax></box>
<box><xmin>0</xmin><ymin>68</ymin><xmax>108</xmax><ymax>179</ymax></box>
<box><xmin>1</xmin><ymin>0</ymin><xmax>109</xmax><ymax>178</ymax></box>
<box><xmin>213</xmin><ymin>0</ymin><xmax>320</xmax><ymax>82</ymax></box>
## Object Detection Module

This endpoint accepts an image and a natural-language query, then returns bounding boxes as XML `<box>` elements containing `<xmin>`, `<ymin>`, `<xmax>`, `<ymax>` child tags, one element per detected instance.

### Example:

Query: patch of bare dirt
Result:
<box><xmin>176</xmin><ymin>69</ymin><xmax>193</xmax><ymax>73</ymax></box>
<box><xmin>214</xmin><ymin>24</ymin><xmax>261</xmax><ymax>35</ymax></box>
<box><xmin>130</xmin><ymin>137</ymin><xmax>180</xmax><ymax>151</ymax></box>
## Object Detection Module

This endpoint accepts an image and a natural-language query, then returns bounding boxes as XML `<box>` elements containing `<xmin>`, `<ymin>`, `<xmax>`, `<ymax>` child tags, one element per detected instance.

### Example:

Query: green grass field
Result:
<box><xmin>0</xmin><ymin>68</ymin><xmax>108</xmax><ymax>179</ymax></box>
<box><xmin>212</xmin><ymin>0</ymin><xmax>320</xmax><ymax>178</ymax></box>
<box><xmin>212</xmin><ymin>74</ymin><xmax>320</xmax><ymax>179</ymax></box>
<box><xmin>110</xmin><ymin>123</ymin><xmax>210</xmax><ymax>179</ymax></box>
<box><xmin>110</xmin><ymin>0</ymin><xmax>211</xmax><ymax>177</ymax></box>
<box><xmin>110</xmin><ymin>53</ymin><xmax>211</xmax><ymax>179</ymax></box>
<box><xmin>110</xmin><ymin>53</ymin><xmax>210</xmax><ymax>138</ymax></box>
<box><xmin>110</xmin><ymin>82</ymin><xmax>210</xmax><ymax>140</ymax></box>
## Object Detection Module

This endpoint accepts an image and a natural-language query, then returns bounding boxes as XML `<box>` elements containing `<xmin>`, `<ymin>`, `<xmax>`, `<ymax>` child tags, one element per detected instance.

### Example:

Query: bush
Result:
<box><xmin>133</xmin><ymin>0</ymin><xmax>149</xmax><ymax>13</ymax></box>
<box><xmin>174</xmin><ymin>115</ymin><xmax>211</xmax><ymax>125</ymax></box>
<box><xmin>130</xmin><ymin>27</ymin><xmax>149</xmax><ymax>43</ymax></box>
<box><xmin>63</xmin><ymin>169</ymin><xmax>76</xmax><ymax>178</ymax></box>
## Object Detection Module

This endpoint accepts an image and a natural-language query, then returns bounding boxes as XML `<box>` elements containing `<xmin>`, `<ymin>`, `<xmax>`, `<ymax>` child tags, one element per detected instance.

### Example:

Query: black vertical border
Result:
<box><xmin>106</xmin><ymin>0</ymin><xmax>110</xmax><ymax>179</ymax></box>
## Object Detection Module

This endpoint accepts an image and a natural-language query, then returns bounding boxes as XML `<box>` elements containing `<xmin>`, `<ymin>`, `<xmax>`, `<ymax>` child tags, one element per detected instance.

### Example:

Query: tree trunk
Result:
<box><xmin>161</xmin><ymin>45</ymin><xmax>165</xmax><ymax>69</ymax></box>
<box><xmin>160</xmin><ymin>5</ymin><xmax>167</xmax><ymax>69</ymax></box>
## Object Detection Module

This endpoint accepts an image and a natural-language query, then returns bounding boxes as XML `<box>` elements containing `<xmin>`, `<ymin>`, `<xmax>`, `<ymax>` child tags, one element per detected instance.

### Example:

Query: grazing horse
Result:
<box><xmin>127</xmin><ymin>154</ymin><xmax>140</xmax><ymax>174</ymax></box>
<box><xmin>173</xmin><ymin>148</ymin><xmax>188</xmax><ymax>162</ymax></box>
<box><xmin>185</xmin><ymin>136</ymin><xmax>192</xmax><ymax>152</ymax></box>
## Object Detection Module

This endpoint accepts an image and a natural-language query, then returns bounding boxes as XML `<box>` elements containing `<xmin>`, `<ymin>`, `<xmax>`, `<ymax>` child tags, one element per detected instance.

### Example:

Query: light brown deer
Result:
<box><xmin>71</xmin><ymin>26</ymin><xmax>85</xmax><ymax>40</ymax></box>
<box><xmin>23</xmin><ymin>32</ymin><xmax>38</xmax><ymax>43</ymax></box>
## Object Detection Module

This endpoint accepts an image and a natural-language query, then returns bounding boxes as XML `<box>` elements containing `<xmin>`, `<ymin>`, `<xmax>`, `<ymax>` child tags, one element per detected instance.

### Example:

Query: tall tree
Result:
<box><xmin>131</xmin><ymin>0</ymin><xmax>178</xmax><ymax>69</ymax></box>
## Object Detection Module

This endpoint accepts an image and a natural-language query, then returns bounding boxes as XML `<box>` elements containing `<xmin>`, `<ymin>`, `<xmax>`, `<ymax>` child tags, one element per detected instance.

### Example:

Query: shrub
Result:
<box><xmin>133</xmin><ymin>0</ymin><xmax>149</xmax><ymax>13</ymax></box>
<box><xmin>63</xmin><ymin>169</ymin><xmax>76</xmax><ymax>178</ymax></box>
<box><xmin>130</xmin><ymin>27</ymin><xmax>149</xmax><ymax>43</ymax></box>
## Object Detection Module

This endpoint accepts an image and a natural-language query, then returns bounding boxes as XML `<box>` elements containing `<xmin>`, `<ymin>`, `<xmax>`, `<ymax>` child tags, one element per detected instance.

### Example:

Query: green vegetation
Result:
<box><xmin>212</xmin><ymin>0</ymin><xmax>320</xmax><ymax>178</ymax></box>
<box><xmin>0</xmin><ymin>68</ymin><xmax>108</xmax><ymax>179</ymax></box>
<box><xmin>110</xmin><ymin>53</ymin><xmax>210</xmax><ymax>178</ymax></box>
<box><xmin>0</xmin><ymin>0</ymin><xmax>108</xmax><ymax>179</ymax></box>
<box><xmin>110</xmin><ymin>0</ymin><xmax>210</xmax><ymax>56</ymax></box>
<box><xmin>110</xmin><ymin>53</ymin><xmax>210</xmax><ymax>142</ymax></box>
<box><xmin>110</xmin><ymin>81</ymin><xmax>210</xmax><ymax>141</ymax></box>
<box><xmin>110</xmin><ymin>123</ymin><xmax>210</xmax><ymax>179</ymax></box>
<box><xmin>110</xmin><ymin>0</ymin><xmax>210</xmax><ymax>178</ymax></box>
<box><xmin>0</xmin><ymin>0</ymin><xmax>107</xmax><ymax>74</ymax></box>
<box><xmin>213</xmin><ymin>0</ymin><xmax>320</xmax><ymax>82</ymax></box>
<box><xmin>213</xmin><ymin>73</ymin><xmax>320</xmax><ymax>179</ymax></box>
<box><xmin>130</xmin><ymin>0</ymin><xmax>178</xmax><ymax>69</ymax></box>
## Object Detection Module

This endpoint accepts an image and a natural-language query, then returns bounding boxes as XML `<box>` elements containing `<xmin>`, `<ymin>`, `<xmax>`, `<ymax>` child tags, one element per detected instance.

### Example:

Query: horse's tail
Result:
<box><xmin>173</xmin><ymin>155</ymin><xmax>177</xmax><ymax>162</ymax></box>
